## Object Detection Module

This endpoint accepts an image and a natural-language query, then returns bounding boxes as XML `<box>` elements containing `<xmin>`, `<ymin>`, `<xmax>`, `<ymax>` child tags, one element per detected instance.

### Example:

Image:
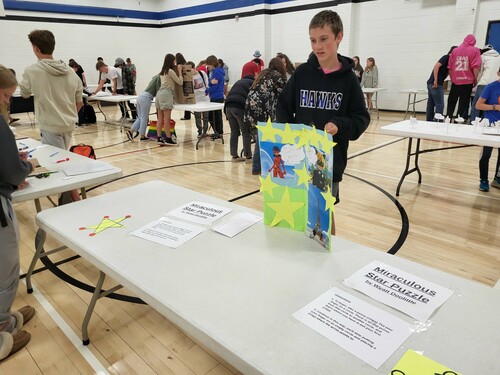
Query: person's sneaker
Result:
<box><xmin>139</xmin><ymin>136</ymin><xmax>150</xmax><ymax>141</ymax></box>
<box><xmin>252</xmin><ymin>171</ymin><xmax>261</xmax><ymax>176</ymax></box>
<box><xmin>491</xmin><ymin>178</ymin><xmax>500</xmax><ymax>189</ymax></box>
<box><xmin>231</xmin><ymin>156</ymin><xmax>244</xmax><ymax>162</ymax></box>
<box><xmin>164</xmin><ymin>137</ymin><xmax>177</xmax><ymax>146</ymax></box>
<box><xmin>244</xmin><ymin>157</ymin><xmax>253</xmax><ymax>164</ymax></box>
<box><xmin>157</xmin><ymin>137</ymin><xmax>166</xmax><ymax>145</ymax></box>
<box><xmin>126</xmin><ymin>130</ymin><xmax>134</xmax><ymax>141</ymax></box>
<box><xmin>479</xmin><ymin>179</ymin><xmax>489</xmax><ymax>192</ymax></box>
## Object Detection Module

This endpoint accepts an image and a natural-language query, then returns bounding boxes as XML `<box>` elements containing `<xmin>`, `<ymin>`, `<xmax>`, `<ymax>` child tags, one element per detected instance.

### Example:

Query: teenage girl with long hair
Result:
<box><xmin>156</xmin><ymin>53</ymin><xmax>183</xmax><ymax>145</ymax></box>
<box><xmin>244</xmin><ymin>57</ymin><xmax>288</xmax><ymax>175</ymax></box>
<box><xmin>361</xmin><ymin>57</ymin><xmax>378</xmax><ymax>110</ymax></box>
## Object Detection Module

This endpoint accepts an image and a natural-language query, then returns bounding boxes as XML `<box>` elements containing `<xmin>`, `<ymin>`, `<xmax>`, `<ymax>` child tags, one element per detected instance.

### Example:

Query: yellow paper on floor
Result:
<box><xmin>390</xmin><ymin>349</ymin><xmax>461</xmax><ymax>375</ymax></box>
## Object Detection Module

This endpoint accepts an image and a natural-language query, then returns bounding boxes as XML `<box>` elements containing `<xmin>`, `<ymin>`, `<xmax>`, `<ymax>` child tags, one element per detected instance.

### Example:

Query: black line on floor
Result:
<box><xmin>228</xmin><ymin>189</ymin><xmax>260</xmax><ymax>202</ymax></box>
<box><xmin>344</xmin><ymin>173</ymin><xmax>409</xmax><ymax>255</ymax></box>
<box><xmin>20</xmin><ymin>255</ymin><xmax>81</xmax><ymax>279</ymax></box>
<box><xmin>37</xmin><ymin>249</ymin><xmax>146</xmax><ymax>305</ymax></box>
<box><xmin>85</xmin><ymin>160</ymin><xmax>230</xmax><ymax>193</ymax></box>
<box><xmin>348</xmin><ymin>137</ymin><xmax>405</xmax><ymax>160</ymax></box>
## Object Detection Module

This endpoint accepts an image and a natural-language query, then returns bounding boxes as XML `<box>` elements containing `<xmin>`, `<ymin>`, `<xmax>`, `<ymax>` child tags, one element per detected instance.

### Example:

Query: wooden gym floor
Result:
<box><xmin>2</xmin><ymin>103</ymin><xmax>499</xmax><ymax>374</ymax></box>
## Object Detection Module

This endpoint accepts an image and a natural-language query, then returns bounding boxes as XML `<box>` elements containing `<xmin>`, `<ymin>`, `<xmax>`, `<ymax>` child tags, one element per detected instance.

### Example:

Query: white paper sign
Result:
<box><xmin>211</xmin><ymin>211</ymin><xmax>261</xmax><ymax>238</ymax></box>
<box><xmin>131</xmin><ymin>217</ymin><xmax>205</xmax><ymax>248</ymax></box>
<box><xmin>293</xmin><ymin>287</ymin><xmax>412</xmax><ymax>369</ymax></box>
<box><xmin>343</xmin><ymin>261</ymin><xmax>454</xmax><ymax>322</ymax></box>
<box><xmin>62</xmin><ymin>161</ymin><xmax>115</xmax><ymax>176</ymax></box>
<box><xmin>166</xmin><ymin>201</ymin><xmax>232</xmax><ymax>225</ymax></box>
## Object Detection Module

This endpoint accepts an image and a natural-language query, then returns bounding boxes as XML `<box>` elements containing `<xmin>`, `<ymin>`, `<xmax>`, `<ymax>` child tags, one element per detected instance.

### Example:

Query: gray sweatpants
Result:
<box><xmin>0</xmin><ymin>195</ymin><xmax>20</xmax><ymax>323</ymax></box>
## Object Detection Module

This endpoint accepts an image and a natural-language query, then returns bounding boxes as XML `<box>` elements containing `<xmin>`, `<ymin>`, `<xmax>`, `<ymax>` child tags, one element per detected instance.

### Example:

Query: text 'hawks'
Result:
<box><xmin>300</xmin><ymin>89</ymin><xmax>343</xmax><ymax>110</ymax></box>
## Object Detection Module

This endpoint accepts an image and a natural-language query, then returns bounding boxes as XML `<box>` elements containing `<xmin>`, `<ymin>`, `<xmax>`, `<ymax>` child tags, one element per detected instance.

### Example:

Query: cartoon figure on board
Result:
<box><xmin>310</xmin><ymin>197</ymin><xmax>329</xmax><ymax>248</ymax></box>
<box><xmin>310</xmin><ymin>148</ymin><xmax>327</xmax><ymax>191</ymax></box>
<box><xmin>269</xmin><ymin>146</ymin><xmax>286</xmax><ymax>178</ymax></box>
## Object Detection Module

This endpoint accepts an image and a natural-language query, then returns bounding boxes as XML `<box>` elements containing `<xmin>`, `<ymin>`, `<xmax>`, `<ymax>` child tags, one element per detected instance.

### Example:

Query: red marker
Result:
<box><xmin>56</xmin><ymin>158</ymin><xmax>70</xmax><ymax>163</ymax></box>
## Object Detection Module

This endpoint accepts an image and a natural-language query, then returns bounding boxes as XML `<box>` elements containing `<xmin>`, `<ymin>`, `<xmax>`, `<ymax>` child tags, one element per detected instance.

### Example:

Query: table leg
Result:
<box><xmin>82</xmin><ymin>271</ymin><xmax>123</xmax><ymax>345</ymax></box>
<box><xmin>395</xmin><ymin>138</ymin><xmax>422</xmax><ymax>196</ymax></box>
<box><xmin>80</xmin><ymin>187</ymin><xmax>87</xmax><ymax>200</ymax></box>
<box><xmin>373</xmin><ymin>91</ymin><xmax>380</xmax><ymax>119</ymax></box>
<box><xmin>34</xmin><ymin>198</ymin><xmax>42</xmax><ymax>213</ymax></box>
<box><xmin>95</xmin><ymin>101</ymin><xmax>107</xmax><ymax>121</ymax></box>
<box><xmin>26</xmin><ymin>228</ymin><xmax>46</xmax><ymax>293</ymax></box>
<box><xmin>412</xmin><ymin>93</ymin><xmax>417</xmax><ymax>118</ymax></box>
<box><xmin>404</xmin><ymin>94</ymin><xmax>411</xmax><ymax>120</ymax></box>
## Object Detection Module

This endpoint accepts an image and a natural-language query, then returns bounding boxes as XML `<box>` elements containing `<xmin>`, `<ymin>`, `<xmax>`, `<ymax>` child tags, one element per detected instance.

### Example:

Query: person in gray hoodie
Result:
<box><xmin>20</xmin><ymin>30</ymin><xmax>83</xmax><ymax>150</ymax></box>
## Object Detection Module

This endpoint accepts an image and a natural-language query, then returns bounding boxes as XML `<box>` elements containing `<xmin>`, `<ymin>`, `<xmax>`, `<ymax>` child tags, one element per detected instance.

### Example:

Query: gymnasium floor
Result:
<box><xmin>3</xmin><ymin>103</ymin><xmax>499</xmax><ymax>374</ymax></box>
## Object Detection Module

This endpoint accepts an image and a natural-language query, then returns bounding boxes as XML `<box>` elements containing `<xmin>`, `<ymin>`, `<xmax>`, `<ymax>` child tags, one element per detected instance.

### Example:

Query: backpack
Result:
<box><xmin>78</xmin><ymin>104</ymin><xmax>97</xmax><ymax>125</ymax></box>
<box><xmin>70</xmin><ymin>144</ymin><xmax>96</xmax><ymax>159</ymax></box>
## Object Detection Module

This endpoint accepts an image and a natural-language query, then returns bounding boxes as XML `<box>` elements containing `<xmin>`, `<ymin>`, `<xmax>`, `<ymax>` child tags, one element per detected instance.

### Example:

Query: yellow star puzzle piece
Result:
<box><xmin>293</xmin><ymin>164</ymin><xmax>311</xmax><ymax>190</ymax></box>
<box><xmin>320</xmin><ymin>131</ymin><xmax>337</xmax><ymax>153</ymax></box>
<box><xmin>320</xmin><ymin>186</ymin><xmax>336</xmax><ymax>212</ymax></box>
<box><xmin>259</xmin><ymin>173</ymin><xmax>280</xmax><ymax>198</ymax></box>
<box><xmin>256</xmin><ymin>119</ymin><xmax>281</xmax><ymax>142</ymax></box>
<box><xmin>267</xmin><ymin>187</ymin><xmax>305</xmax><ymax>227</ymax></box>
<box><xmin>80</xmin><ymin>215</ymin><xmax>131</xmax><ymax>236</ymax></box>
<box><xmin>308</xmin><ymin>126</ymin><xmax>323</xmax><ymax>148</ymax></box>
<box><xmin>280</xmin><ymin>123</ymin><xmax>298</xmax><ymax>144</ymax></box>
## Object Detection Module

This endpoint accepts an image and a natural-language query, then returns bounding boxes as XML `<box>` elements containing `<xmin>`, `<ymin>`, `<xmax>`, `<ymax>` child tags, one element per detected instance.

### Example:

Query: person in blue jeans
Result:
<box><xmin>426</xmin><ymin>46</ymin><xmax>456</xmax><ymax>121</ymax></box>
<box><xmin>127</xmin><ymin>74</ymin><xmax>161</xmax><ymax>141</ymax></box>
<box><xmin>205</xmin><ymin>55</ymin><xmax>225</xmax><ymax>139</ymax></box>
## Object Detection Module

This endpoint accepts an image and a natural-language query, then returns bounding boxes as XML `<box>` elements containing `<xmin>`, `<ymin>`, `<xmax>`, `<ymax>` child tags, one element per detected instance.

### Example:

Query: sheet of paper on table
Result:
<box><xmin>130</xmin><ymin>217</ymin><xmax>206</xmax><ymax>248</ymax></box>
<box><xmin>293</xmin><ymin>287</ymin><xmax>413</xmax><ymax>369</ymax></box>
<box><xmin>61</xmin><ymin>160</ymin><xmax>116</xmax><ymax>176</ymax></box>
<box><xmin>343</xmin><ymin>261</ymin><xmax>454</xmax><ymax>322</ymax></box>
<box><xmin>166</xmin><ymin>201</ymin><xmax>232</xmax><ymax>226</ymax></box>
<box><xmin>211</xmin><ymin>211</ymin><xmax>262</xmax><ymax>238</ymax></box>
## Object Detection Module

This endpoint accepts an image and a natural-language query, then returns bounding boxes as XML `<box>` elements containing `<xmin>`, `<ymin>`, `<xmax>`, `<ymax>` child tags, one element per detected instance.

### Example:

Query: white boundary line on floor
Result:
<box><xmin>20</xmin><ymin>279</ymin><xmax>110</xmax><ymax>375</ymax></box>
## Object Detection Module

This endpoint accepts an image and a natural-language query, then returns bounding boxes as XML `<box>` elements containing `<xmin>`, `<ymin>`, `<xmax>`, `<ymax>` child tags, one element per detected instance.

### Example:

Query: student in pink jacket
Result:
<box><xmin>446</xmin><ymin>34</ymin><xmax>481</xmax><ymax>121</ymax></box>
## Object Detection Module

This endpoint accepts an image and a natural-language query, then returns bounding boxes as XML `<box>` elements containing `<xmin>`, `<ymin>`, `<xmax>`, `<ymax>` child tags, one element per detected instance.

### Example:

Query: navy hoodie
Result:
<box><xmin>276</xmin><ymin>53</ymin><xmax>370</xmax><ymax>182</ymax></box>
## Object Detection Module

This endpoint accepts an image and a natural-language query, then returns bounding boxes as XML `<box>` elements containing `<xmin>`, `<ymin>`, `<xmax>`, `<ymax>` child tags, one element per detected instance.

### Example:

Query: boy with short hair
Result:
<box><xmin>276</xmin><ymin>10</ymin><xmax>370</xmax><ymax>234</ymax></box>
<box><xmin>20</xmin><ymin>29</ymin><xmax>83</xmax><ymax>150</ymax></box>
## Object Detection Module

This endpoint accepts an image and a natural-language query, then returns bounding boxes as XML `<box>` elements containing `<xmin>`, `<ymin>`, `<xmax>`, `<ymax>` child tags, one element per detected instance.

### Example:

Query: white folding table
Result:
<box><xmin>13</xmin><ymin>137</ymin><xmax>122</xmax><ymax>292</ymax></box>
<box><xmin>362</xmin><ymin>87</ymin><xmax>386</xmax><ymax>119</ymax></box>
<box><xmin>399</xmin><ymin>89</ymin><xmax>428</xmax><ymax>119</ymax></box>
<box><xmin>173</xmin><ymin>102</ymin><xmax>225</xmax><ymax>149</ymax></box>
<box><xmin>380</xmin><ymin>120</ymin><xmax>500</xmax><ymax>195</ymax></box>
<box><xmin>88</xmin><ymin>93</ymin><xmax>138</xmax><ymax>131</ymax></box>
<box><xmin>34</xmin><ymin>180</ymin><xmax>500</xmax><ymax>374</ymax></box>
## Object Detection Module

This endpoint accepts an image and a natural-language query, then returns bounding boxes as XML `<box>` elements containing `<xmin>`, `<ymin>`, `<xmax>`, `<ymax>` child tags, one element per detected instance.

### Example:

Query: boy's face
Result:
<box><xmin>309</xmin><ymin>26</ymin><xmax>343</xmax><ymax>67</ymax></box>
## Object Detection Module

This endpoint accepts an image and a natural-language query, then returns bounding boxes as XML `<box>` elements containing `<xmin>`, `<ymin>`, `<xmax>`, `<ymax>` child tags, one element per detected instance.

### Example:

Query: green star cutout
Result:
<box><xmin>259</xmin><ymin>173</ymin><xmax>280</xmax><ymax>198</ymax></box>
<box><xmin>267</xmin><ymin>187</ymin><xmax>305</xmax><ymax>227</ymax></box>
<box><xmin>256</xmin><ymin>119</ymin><xmax>280</xmax><ymax>142</ymax></box>
<box><xmin>293</xmin><ymin>163</ymin><xmax>311</xmax><ymax>190</ymax></box>
<box><xmin>320</xmin><ymin>131</ymin><xmax>337</xmax><ymax>153</ymax></box>
<box><xmin>320</xmin><ymin>186</ymin><xmax>337</xmax><ymax>212</ymax></box>
<box><xmin>280</xmin><ymin>123</ymin><xmax>297</xmax><ymax>144</ymax></box>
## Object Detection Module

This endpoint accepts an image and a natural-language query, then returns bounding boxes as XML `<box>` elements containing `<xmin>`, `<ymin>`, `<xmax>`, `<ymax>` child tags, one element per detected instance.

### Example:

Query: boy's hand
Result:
<box><xmin>325</xmin><ymin>122</ymin><xmax>338</xmax><ymax>136</ymax></box>
<box><xmin>18</xmin><ymin>180</ymin><xmax>30</xmax><ymax>190</ymax></box>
